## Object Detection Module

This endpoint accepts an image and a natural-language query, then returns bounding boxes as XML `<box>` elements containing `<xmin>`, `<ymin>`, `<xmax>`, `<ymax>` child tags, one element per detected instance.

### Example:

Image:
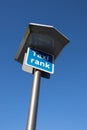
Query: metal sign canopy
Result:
<box><xmin>15</xmin><ymin>23</ymin><xmax>69</xmax><ymax>64</ymax></box>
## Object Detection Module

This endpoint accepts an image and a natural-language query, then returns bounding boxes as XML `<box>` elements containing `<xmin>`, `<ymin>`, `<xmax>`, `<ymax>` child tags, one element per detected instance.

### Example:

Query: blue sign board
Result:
<box><xmin>25</xmin><ymin>48</ymin><xmax>54</xmax><ymax>74</ymax></box>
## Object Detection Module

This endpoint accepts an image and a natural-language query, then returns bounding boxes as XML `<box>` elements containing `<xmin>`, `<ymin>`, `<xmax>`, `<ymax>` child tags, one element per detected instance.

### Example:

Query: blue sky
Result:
<box><xmin>0</xmin><ymin>0</ymin><xmax>87</xmax><ymax>130</ymax></box>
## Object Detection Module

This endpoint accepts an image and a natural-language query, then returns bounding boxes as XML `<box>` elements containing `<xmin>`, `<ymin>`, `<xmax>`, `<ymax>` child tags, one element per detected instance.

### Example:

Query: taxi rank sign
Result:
<box><xmin>25</xmin><ymin>48</ymin><xmax>54</xmax><ymax>74</ymax></box>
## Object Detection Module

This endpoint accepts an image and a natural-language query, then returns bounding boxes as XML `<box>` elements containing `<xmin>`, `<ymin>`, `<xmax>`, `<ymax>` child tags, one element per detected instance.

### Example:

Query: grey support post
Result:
<box><xmin>26</xmin><ymin>69</ymin><xmax>41</xmax><ymax>130</ymax></box>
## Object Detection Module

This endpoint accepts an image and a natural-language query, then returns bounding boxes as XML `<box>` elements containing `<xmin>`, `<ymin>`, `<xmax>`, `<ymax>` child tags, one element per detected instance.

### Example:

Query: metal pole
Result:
<box><xmin>26</xmin><ymin>69</ymin><xmax>41</xmax><ymax>130</ymax></box>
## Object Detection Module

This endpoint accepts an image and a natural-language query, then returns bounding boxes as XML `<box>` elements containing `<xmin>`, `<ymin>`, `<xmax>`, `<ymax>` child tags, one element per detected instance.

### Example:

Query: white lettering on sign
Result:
<box><xmin>33</xmin><ymin>51</ymin><xmax>49</xmax><ymax>61</ymax></box>
<box><xmin>31</xmin><ymin>59</ymin><xmax>50</xmax><ymax>69</ymax></box>
<box><xmin>26</xmin><ymin>48</ymin><xmax>54</xmax><ymax>74</ymax></box>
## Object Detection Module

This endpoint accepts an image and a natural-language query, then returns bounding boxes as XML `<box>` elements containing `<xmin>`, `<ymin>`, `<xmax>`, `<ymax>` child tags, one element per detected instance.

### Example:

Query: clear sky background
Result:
<box><xmin>0</xmin><ymin>0</ymin><xmax>87</xmax><ymax>130</ymax></box>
